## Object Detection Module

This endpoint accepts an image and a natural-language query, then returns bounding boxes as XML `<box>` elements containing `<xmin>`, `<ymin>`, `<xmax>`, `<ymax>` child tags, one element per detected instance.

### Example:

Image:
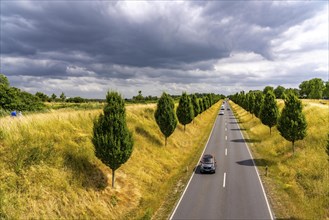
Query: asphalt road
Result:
<box><xmin>170</xmin><ymin>101</ymin><xmax>273</xmax><ymax>220</ymax></box>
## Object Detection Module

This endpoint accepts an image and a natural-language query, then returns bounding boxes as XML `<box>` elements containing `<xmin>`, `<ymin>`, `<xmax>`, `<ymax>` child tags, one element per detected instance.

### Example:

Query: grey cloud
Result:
<box><xmin>1</xmin><ymin>1</ymin><xmax>327</xmax><ymax>98</ymax></box>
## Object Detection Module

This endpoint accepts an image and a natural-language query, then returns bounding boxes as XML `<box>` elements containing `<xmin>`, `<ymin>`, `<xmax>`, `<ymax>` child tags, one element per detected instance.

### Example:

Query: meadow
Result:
<box><xmin>0</xmin><ymin>101</ymin><xmax>221</xmax><ymax>219</ymax></box>
<box><xmin>230</xmin><ymin>99</ymin><xmax>329</xmax><ymax>219</ymax></box>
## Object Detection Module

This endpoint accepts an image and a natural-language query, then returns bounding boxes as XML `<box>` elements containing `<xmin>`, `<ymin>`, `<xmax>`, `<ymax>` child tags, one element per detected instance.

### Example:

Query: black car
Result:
<box><xmin>200</xmin><ymin>154</ymin><xmax>216</xmax><ymax>173</ymax></box>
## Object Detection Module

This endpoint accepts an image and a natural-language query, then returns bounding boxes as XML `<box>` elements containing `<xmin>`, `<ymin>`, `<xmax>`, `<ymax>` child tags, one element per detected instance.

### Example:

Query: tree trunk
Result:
<box><xmin>112</xmin><ymin>169</ymin><xmax>115</xmax><ymax>188</ymax></box>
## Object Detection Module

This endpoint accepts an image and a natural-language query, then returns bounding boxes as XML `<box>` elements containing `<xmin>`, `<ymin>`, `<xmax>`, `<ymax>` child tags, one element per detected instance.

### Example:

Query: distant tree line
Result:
<box><xmin>258</xmin><ymin>78</ymin><xmax>329</xmax><ymax>99</ymax></box>
<box><xmin>0</xmin><ymin>74</ymin><xmax>45</xmax><ymax>113</ymax></box>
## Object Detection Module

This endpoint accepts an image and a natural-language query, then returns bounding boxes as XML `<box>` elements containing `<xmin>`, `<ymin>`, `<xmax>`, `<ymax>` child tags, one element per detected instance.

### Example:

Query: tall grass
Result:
<box><xmin>0</xmin><ymin>101</ymin><xmax>220</xmax><ymax>219</ymax></box>
<box><xmin>230</xmin><ymin>100</ymin><xmax>329</xmax><ymax>219</ymax></box>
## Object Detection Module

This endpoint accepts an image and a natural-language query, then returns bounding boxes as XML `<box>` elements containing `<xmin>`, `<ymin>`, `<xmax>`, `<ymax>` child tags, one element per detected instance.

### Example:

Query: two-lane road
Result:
<box><xmin>170</xmin><ymin>101</ymin><xmax>273</xmax><ymax>220</ymax></box>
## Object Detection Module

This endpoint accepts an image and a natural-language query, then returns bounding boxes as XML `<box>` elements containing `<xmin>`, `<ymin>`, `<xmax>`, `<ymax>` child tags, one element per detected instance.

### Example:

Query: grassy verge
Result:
<box><xmin>230</xmin><ymin>100</ymin><xmax>329</xmax><ymax>219</ymax></box>
<box><xmin>0</xmin><ymin>101</ymin><xmax>221</xmax><ymax>219</ymax></box>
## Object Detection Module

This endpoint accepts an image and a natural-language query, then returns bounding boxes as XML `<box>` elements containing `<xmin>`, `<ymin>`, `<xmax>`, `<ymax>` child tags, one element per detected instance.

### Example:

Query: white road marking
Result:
<box><xmin>225</xmin><ymin>135</ymin><xmax>227</xmax><ymax>141</ymax></box>
<box><xmin>225</xmin><ymin>127</ymin><xmax>227</xmax><ymax>131</ymax></box>
<box><xmin>225</xmin><ymin>148</ymin><xmax>227</xmax><ymax>156</ymax></box>
<box><xmin>223</xmin><ymin>173</ymin><xmax>226</xmax><ymax>188</ymax></box>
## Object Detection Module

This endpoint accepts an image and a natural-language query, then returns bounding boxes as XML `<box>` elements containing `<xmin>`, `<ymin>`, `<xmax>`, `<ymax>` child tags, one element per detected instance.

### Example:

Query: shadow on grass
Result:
<box><xmin>236</xmin><ymin>159</ymin><xmax>275</xmax><ymax>167</ymax></box>
<box><xmin>231</xmin><ymin>138</ymin><xmax>260</xmax><ymax>143</ymax></box>
<box><xmin>135</xmin><ymin>126</ymin><xmax>162</xmax><ymax>146</ymax></box>
<box><xmin>64</xmin><ymin>152</ymin><xmax>108</xmax><ymax>190</ymax></box>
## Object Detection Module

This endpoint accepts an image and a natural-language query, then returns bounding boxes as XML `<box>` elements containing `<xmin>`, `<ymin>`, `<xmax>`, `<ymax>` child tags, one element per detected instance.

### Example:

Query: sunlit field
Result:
<box><xmin>230</xmin><ymin>99</ymin><xmax>329</xmax><ymax>219</ymax></box>
<box><xmin>0</xmin><ymin>101</ymin><xmax>221</xmax><ymax>219</ymax></box>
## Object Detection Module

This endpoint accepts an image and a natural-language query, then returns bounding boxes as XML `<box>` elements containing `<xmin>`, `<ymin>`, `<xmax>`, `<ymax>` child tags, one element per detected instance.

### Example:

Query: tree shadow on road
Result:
<box><xmin>230</xmin><ymin>128</ymin><xmax>246</xmax><ymax>131</ymax></box>
<box><xmin>231</xmin><ymin>138</ymin><xmax>260</xmax><ymax>143</ymax></box>
<box><xmin>236</xmin><ymin>159</ymin><xmax>275</xmax><ymax>167</ymax></box>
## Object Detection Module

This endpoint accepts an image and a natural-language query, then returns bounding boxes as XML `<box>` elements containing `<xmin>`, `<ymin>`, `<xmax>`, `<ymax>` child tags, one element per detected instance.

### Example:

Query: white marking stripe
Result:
<box><xmin>225</xmin><ymin>127</ymin><xmax>227</xmax><ymax>131</ymax></box>
<box><xmin>225</xmin><ymin>148</ymin><xmax>227</xmax><ymax>156</ymax></box>
<box><xmin>225</xmin><ymin>135</ymin><xmax>227</xmax><ymax>140</ymax></box>
<box><xmin>223</xmin><ymin>173</ymin><xmax>226</xmax><ymax>188</ymax></box>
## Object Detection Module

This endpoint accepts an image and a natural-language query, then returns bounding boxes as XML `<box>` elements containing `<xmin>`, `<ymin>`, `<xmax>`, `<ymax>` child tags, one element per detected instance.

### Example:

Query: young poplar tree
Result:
<box><xmin>278</xmin><ymin>93</ymin><xmax>307</xmax><ymax>154</ymax></box>
<box><xmin>199</xmin><ymin>99</ymin><xmax>204</xmax><ymax>114</ymax></box>
<box><xmin>260</xmin><ymin>90</ymin><xmax>279</xmax><ymax>135</ymax></box>
<box><xmin>154</xmin><ymin>92</ymin><xmax>177</xmax><ymax>146</ymax></box>
<box><xmin>92</xmin><ymin>91</ymin><xmax>134</xmax><ymax>188</ymax></box>
<box><xmin>176</xmin><ymin>92</ymin><xmax>194</xmax><ymax>132</ymax></box>
<box><xmin>254</xmin><ymin>91</ymin><xmax>264</xmax><ymax>118</ymax></box>
<box><xmin>191</xmin><ymin>94</ymin><xmax>200</xmax><ymax>118</ymax></box>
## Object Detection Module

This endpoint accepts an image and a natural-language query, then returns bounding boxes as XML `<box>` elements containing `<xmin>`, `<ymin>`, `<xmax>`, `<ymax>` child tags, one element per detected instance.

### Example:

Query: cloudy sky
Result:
<box><xmin>1</xmin><ymin>1</ymin><xmax>328</xmax><ymax>99</ymax></box>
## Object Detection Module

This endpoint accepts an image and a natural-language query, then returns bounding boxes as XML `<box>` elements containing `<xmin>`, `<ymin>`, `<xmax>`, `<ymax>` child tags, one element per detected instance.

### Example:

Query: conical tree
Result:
<box><xmin>254</xmin><ymin>91</ymin><xmax>264</xmax><ymax>118</ymax></box>
<box><xmin>191</xmin><ymin>94</ymin><xmax>200</xmax><ymax>118</ymax></box>
<box><xmin>176</xmin><ymin>92</ymin><xmax>194</xmax><ymax>132</ymax></box>
<box><xmin>278</xmin><ymin>93</ymin><xmax>307</xmax><ymax>154</ymax></box>
<box><xmin>260</xmin><ymin>90</ymin><xmax>279</xmax><ymax>135</ymax></box>
<box><xmin>199</xmin><ymin>99</ymin><xmax>204</xmax><ymax>113</ymax></box>
<box><xmin>92</xmin><ymin>91</ymin><xmax>134</xmax><ymax>188</ymax></box>
<box><xmin>154</xmin><ymin>92</ymin><xmax>177</xmax><ymax>146</ymax></box>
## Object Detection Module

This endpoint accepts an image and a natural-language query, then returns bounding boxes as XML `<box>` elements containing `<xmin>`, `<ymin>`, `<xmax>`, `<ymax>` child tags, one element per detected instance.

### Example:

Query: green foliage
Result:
<box><xmin>0</xmin><ymin>74</ymin><xmax>9</xmax><ymax>87</ymax></box>
<box><xmin>323</xmin><ymin>81</ymin><xmax>329</xmax><ymax>98</ymax></box>
<box><xmin>299</xmin><ymin>78</ymin><xmax>325</xmax><ymax>99</ymax></box>
<box><xmin>278</xmin><ymin>93</ymin><xmax>307</xmax><ymax>154</ymax></box>
<box><xmin>60</xmin><ymin>92</ymin><xmax>66</xmax><ymax>102</ymax></box>
<box><xmin>176</xmin><ymin>92</ymin><xmax>194</xmax><ymax>131</ymax></box>
<box><xmin>35</xmin><ymin>92</ymin><xmax>50</xmax><ymax>102</ymax></box>
<box><xmin>191</xmin><ymin>94</ymin><xmax>200</xmax><ymax>117</ymax></box>
<box><xmin>0</xmin><ymin>81</ymin><xmax>45</xmax><ymax>112</ymax></box>
<box><xmin>92</xmin><ymin>91</ymin><xmax>134</xmax><ymax>187</ymax></box>
<box><xmin>274</xmin><ymin>85</ymin><xmax>286</xmax><ymax>99</ymax></box>
<box><xmin>254</xmin><ymin>91</ymin><xmax>264</xmax><ymax>118</ymax></box>
<box><xmin>154</xmin><ymin>92</ymin><xmax>177</xmax><ymax>146</ymax></box>
<box><xmin>260</xmin><ymin>90</ymin><xmax>279</xmax><ymax>134</ymax></box>
<box><xmin>199</xmin><ymin>99</ymin><xmax>204</xmax><ymax>113</ymax></box>
<box><xmin>263</xmin><ymin>86</ymin><xmax>274</xmax><ymax>94</ymax></box>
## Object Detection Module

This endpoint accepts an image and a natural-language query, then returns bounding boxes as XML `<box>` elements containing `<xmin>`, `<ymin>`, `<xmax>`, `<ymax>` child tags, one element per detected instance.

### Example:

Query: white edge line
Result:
<box><xmin>223</xmin><ymin>172</ymin><xmax>226</xmax><ymax>188</ymax></box>
<box><xmin>232</xmin><ymin>105</ymin><xmax>274</xmax><ymax>220</ymax></box>
<box><xmin>169</xmin><ymin>109</ymin><xmax>219</xmax><ymax>220</ymax></box>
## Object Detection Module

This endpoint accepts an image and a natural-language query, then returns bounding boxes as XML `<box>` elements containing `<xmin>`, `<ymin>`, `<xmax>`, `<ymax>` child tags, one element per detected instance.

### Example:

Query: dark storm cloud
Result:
<box><xmin>1</xmin><ymin>1</ymin><xmax>328</xmax><ymax>98</ymax></box>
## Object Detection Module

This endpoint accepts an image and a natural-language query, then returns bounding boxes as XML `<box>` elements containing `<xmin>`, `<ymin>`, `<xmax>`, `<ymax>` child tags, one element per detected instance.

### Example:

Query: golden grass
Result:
<box><xmin>0</xmin><ymin>101</ymin><xmax>220</xmax><ymax>219</ymax></box>
<box><xmin>230</xmin><ymin>100</ymin><xmax>329</xmax><ymax>219</ymax></box>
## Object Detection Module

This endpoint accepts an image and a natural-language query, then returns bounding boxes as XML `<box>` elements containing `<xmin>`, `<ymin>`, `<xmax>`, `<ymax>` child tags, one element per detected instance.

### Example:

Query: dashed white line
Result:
<box><xmin>223</xmin><ymin>172</ymin><xmax>226</xmax><ymax>188</ymax></box>
<box><xmin>225</xmin><ymin>148</ymin><xmax>227</xmax><ymax>156</ymax></box>
<box><xmin>225</xmin><ymin>127</ymin><xmax>227</xmax><ymax>131</ymax></box>
<box><xmin>225</xmin><ymin>135</ymin><xmax>227</xmax><ymax>141</ymax></box>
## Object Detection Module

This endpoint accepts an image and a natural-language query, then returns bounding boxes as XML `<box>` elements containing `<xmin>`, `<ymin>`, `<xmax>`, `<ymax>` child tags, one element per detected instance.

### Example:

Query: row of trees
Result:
<box><xmin>230</xmin><ymin>89</ymin><xmax>307</xmax><ymax>154</ymax></box>
<box><xmin>155</xmin><ymin>92</ymin><xmax>220</xmax><ymax>145</ymax></box>
<box><xmin>92</xmin><ymin>91</ymin><xmax>221</xmax><ymax>187</ymax></box>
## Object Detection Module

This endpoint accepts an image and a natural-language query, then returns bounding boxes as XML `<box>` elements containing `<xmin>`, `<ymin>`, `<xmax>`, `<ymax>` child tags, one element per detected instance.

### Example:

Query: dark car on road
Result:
<box><xmin>200</xmin><ymin>154</ymin><xmax>216</xmax><ymax>173</ymax></box>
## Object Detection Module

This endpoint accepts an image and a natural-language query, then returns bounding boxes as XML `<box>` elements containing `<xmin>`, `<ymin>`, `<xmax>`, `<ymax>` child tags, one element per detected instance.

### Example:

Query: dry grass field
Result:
<box><xmin>230</xmin><ymin>99</ymin><xmax>329</xmax><ymax>219</ymax></box>
<box><xmin>0</xmin><ymin>101</ymin><xmax>221</xmax><ymax>219</ymax></box>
